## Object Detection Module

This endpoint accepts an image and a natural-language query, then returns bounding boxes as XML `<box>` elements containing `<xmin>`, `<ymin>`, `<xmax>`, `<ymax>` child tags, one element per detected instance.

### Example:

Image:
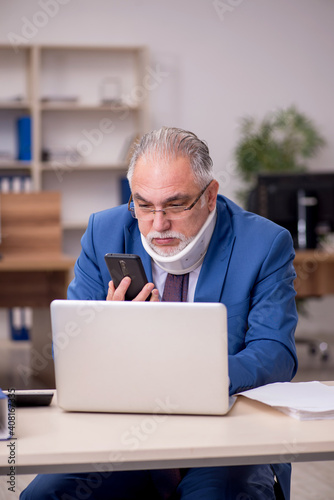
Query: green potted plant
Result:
<box><xmin>234</xmin><ymin>105</ymin><xmax>326</xmax><ymax>205</ymax></box>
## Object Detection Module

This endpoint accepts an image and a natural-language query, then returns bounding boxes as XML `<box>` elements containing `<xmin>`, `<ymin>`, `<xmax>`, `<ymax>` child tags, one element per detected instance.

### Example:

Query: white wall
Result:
<box><xmin>1</xmin><ymin>0</ymin><xmax>334</xmax><ymax>337</ymax></box>
<box><xmin>1</xmin><ymin>0</ymin><xmax>334</xmax><ymax>199</ymax></box>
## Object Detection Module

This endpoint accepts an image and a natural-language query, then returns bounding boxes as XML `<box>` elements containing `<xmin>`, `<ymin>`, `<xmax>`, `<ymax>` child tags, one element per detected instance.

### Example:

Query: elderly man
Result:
<box><xmin>21</xmin><ymin>127</ymin><xmax>298</xmax><ymax>500</ymax></box>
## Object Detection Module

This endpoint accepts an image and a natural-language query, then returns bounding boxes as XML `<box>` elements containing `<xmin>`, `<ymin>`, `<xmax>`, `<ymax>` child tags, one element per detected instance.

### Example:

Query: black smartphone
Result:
<box><xmin>104</xmin><ymin>253</ymin><xmax>150</xmax><ymax>301</ymax></box>
<box><xmin>4</xmin><ymin>390</ymin><xmax>54</xmax><ymax>407</ymax></box>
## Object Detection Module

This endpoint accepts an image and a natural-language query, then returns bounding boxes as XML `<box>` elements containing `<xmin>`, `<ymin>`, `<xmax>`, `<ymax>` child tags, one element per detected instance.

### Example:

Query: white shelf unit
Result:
<box><xmin>0</xmin><ymin>44</ymin><xmax>150</xmax><ymax>255</ymax></box>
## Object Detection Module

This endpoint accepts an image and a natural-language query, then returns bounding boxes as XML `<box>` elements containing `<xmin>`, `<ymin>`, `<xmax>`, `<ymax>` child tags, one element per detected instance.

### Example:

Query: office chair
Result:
<box><xmin>295</xmin><ymin>299</ymin><xmax>330</xmax><ymax>362</ymax></box>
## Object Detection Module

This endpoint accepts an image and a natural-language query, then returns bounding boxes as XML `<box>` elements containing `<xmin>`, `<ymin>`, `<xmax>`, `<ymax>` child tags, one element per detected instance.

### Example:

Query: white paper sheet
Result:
<box><xmin>237</xmin><ymin>381</ymin><xmax>334</xmax><ymax>420</ymax></box>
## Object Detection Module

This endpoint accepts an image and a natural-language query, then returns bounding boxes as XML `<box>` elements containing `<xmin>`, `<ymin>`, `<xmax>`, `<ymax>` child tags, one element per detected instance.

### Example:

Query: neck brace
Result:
<box><xmin>140</xmin><ymin>208</ymin><xmax>217</xmax><ymax>275</ymax></box>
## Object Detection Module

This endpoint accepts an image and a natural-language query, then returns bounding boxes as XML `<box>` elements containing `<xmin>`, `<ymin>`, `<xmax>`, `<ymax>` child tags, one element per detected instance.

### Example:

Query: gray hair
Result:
<box><xmin>127</xmin><ymin>127</ymin><xmax>214</xmax><ymax>189</ymax></box>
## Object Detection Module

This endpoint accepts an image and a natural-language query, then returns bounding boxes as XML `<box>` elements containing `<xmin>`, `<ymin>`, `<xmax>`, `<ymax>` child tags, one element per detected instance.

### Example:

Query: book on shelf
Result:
<box><xmin>17</xmin><ymin>116</ymin><xmax>32</xmax><ymax>161</ymax></box>
<box><xmin>9</xmin><ymin>307</ymin><xmax>32</xmax><ymax>341</ymax></box>
<box><xmin>0</xmin><ymin>175</ymin><xmax>32</xmax><ymax>193</ymax></box>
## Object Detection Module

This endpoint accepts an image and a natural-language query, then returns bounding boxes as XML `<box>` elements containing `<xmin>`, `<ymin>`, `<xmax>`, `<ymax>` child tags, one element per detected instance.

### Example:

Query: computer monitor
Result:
<box><xmin>248</xmin><ymin>172</ymin><xmax>334</xmax><ymax>249</ymax></box>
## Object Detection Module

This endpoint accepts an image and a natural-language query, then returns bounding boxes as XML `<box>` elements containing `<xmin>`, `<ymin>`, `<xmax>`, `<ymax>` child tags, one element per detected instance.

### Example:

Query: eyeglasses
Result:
<box><xmin>128</xmin><ymin>181</ymin><xmax>212</xmax><ymax>221</ymax></box>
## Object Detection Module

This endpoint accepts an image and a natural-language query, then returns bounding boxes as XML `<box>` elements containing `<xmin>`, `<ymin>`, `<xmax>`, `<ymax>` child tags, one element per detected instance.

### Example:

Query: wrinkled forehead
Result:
<box><xmin>135</xmin><ymin>148</ymin><xmax>185</xmax><ymax>168</ymax></box>
<box><xmin>133</xmin><ymin>154</ymin><xmax>195</xmax><ymax>183</ymax></box>
<box><xmin>132</xmin><ymin>152</ymin><xmax>200</xmax><ymax>189</ymax></box>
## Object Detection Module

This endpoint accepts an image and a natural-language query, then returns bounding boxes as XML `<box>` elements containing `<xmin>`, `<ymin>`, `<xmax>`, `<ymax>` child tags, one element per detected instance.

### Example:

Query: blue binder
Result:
<box><xmin>9</xmin><ymin>308</ymin><xmax>30</xmax><ymax>341</ymax></box>
<box><xmin>17</xmin><ymin>116</ymin><xmax>32</xmax><ymax>161</ymax></box>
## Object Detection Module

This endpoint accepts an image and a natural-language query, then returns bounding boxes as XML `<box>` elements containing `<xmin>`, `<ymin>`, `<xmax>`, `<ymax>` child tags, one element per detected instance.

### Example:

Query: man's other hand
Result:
<box><xmin>106</xmin><ymin>277</ymin><xmax>159</xmax><ymax>302</ymax></box>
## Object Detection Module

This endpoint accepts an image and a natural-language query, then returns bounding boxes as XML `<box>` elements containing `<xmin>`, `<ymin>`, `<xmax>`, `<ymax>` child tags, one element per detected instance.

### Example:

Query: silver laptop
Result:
<box><xmin>51</xmin><ymin>300</ymin><xmax>230</xmax><ymax>415</ymax></box>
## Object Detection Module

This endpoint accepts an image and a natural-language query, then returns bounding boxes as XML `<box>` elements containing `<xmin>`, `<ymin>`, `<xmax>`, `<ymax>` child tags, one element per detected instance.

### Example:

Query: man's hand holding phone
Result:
<box><xmin>104</xmin><ymin>253</ymin><xmax>159</xmax><ymax>302</ymax></box>
<box><xmin>106</xmin><ymin>277</ymin><xmax>159</xmax><ymax>301</ymax></box>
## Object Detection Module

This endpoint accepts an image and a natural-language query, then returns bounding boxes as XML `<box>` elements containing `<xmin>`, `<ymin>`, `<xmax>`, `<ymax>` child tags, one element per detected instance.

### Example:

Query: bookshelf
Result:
<box><xmin>0</xmin><ymin>44</ymin><xmax>150</xmax><ymax>255</ymax></box>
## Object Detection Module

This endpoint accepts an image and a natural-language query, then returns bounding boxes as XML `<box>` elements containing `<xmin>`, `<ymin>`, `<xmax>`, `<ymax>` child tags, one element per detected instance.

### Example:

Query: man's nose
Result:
<box><xmin>152</xmin><ymin>210</ymin><xmax>171</xmax><ymax>232</ymax></box>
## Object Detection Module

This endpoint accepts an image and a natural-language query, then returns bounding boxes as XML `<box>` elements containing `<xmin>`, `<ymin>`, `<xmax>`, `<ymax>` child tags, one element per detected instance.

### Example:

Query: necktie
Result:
<box><xmin>161</xmin><ymin>273</ymin><xmax>189</xmax><ymax>302</ymax></box>
<box><xmin>151</xmin><ymin>272</ymin><xmax>189</xmax><ymax>498</ymax></box>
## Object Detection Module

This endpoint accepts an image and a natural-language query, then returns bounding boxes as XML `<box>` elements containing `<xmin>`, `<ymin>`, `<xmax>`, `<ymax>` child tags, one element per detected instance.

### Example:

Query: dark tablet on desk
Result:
<box><xmin>4</xmin><ymin>389</ymin><xmax>54</xmax><ymax>407</ymax></box>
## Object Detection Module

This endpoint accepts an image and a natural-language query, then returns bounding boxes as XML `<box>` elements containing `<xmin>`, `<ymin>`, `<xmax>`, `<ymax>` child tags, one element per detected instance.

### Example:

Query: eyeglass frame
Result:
<box><xmin>127</xmin><ymin>180</ymin><xmax>213</xmax><ymax>220</ymax></box>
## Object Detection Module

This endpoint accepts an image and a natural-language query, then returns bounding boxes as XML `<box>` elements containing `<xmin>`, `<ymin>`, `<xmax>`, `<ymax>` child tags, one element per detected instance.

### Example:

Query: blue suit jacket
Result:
<box><xmin>68</xmin><ymin>194</ymin><xmax>298</xmax><ymax>499</ymax></box>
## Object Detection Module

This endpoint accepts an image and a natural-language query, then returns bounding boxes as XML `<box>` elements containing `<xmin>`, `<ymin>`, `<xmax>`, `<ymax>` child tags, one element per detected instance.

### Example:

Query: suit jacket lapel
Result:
<box><xmin>195</xmin><ymin>198</ymin><xmax>235</xmax><ymax>303</ymax></box>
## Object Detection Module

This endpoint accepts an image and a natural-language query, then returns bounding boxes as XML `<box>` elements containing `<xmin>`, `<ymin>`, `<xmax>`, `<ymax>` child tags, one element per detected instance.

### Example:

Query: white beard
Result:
<box><xmin>145</xmin><ymin>231</ymin><xmax>195</xmax><ymax>257</ymax></box>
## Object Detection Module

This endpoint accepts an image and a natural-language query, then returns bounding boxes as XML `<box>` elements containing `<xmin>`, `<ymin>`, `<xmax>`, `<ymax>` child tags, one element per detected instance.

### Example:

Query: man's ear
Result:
<box><xmin>207</xmin><ymin>180</ymin><xmax>219</xmax><ymax>211</ymax></box>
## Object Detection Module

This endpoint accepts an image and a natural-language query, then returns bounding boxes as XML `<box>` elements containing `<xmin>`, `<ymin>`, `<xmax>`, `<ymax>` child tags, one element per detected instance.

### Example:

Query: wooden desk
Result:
<box><xmin>1</xmin><ymin>389</ymin><xmax>334</xmax><ymax>475</ymax></box>
<box><xmin>294</xmin><ymin>250</ymin><xmax>334</xmax><ymax>298</ymax></box>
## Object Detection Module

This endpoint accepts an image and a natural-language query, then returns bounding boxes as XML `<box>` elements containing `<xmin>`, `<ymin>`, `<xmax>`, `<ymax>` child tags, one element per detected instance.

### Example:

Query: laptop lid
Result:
<box><xmin>51</xmin><ymin>300</ymin><xmax>229</xmax><ymax>415</ymax></box>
